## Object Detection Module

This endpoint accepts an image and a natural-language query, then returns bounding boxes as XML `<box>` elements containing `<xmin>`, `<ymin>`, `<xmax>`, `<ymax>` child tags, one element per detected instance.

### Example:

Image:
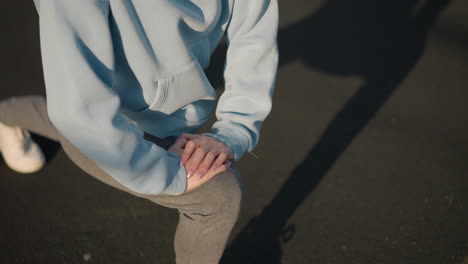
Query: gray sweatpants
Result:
<box><xmin>0</xmin><ymin>95</ymin><xmax>243</xmax><ymax>264</ymax></box>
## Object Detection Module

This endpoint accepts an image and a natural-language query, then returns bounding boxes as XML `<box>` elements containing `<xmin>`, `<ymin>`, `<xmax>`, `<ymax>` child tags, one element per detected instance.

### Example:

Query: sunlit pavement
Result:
<box><xmin>1</xmin><ymin>1</ymin><xmax>467</xmax><ymax>263</ymax></box>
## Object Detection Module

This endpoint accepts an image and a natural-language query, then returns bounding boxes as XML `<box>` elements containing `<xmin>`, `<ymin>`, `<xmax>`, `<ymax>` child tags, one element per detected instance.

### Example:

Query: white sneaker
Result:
<box><xmin>0</xmin><ymin>122</ymin><xmax>46</xmax><ymax>173</ymax></box>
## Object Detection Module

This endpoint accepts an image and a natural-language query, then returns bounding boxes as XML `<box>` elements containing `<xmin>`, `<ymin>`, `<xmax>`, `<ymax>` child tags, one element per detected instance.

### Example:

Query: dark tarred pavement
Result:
<box><xmin>1</xmin><ymin>0</ymin><xmax>467</xmax><ymax>263</ymax></box>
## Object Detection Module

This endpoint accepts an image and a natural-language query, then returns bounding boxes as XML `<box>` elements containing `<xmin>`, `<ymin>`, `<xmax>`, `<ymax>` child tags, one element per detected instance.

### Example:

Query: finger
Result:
<box><xmin>172</xmin><ymin>137</ymin><xmax>188</xmax><ymax>149</ymax></box>
<box><xmin>215</xmin><ymin>161</ymin><xmax>230</xmax><ymax>173</ymax></box>
<box><xmin>180</xmin><ymin>133</ymin><xmax>197</xmax><ymax>141</ymax></box>
<box><xmin>204</xmin><ymin>137</ymin><xmax>234</xmax><ymax>160</ymax></box>
<box><xmin>208</xmin><ymin>152</ymin><xmax>228</xmax><ymax>172</ymax></box>
<box><xmin>186</xmin><ymin>147</ymin><xmax>208</xmax><ymax>178</ymax></box>
<box><xmin>175</xmin><ymin>133</ymin><xmax>196</xmax><ymax>150</ymax></box>
<box><xmin>168</xmin><ymin>139</ymin><xmax>186</xmax><ymax>156</ymax></box>
<box><xmin>220</xmin><ymin>147</ymin><xmax>234</xmax><ymax>160</ymax></box>
<box><xmin>227</xmin><ymin>151</ymin><xmax>235</xmax><ymax>160</ymax></box>
<box><xmin>180</xmin><ymin>140</ymin><xmax>198</xmax><ymax>167</ymax></box>
<box><xmin>195</xmin><ymin>150</ymin><xmax>218</xmax><ymax>179</ymax></box>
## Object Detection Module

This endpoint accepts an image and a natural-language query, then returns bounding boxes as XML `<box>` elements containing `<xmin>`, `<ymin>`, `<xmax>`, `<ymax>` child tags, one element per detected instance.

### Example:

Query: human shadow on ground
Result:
<box><xmin>204</xmin><ymin>1</ymin><xmax>450</xmax><ymax>263</ymax></box>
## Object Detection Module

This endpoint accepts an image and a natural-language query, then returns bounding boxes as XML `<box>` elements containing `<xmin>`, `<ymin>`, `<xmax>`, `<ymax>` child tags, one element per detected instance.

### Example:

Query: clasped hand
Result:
<box><xmin>167</xmin><ymin>133</ymin><xmax>234</xmax><ymax>191</ymax></box>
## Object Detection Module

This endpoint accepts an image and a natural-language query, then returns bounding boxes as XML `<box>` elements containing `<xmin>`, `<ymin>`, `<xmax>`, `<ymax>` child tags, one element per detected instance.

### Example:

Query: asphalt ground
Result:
<box><xmin>1</xmin><ymin>0</ymin><xmax>467</xmax><ymax>263</ymax></box>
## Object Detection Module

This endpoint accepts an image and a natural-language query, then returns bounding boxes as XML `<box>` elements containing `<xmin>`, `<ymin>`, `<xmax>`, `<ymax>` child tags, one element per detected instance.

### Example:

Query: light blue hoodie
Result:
<box><xmin>34</xmin><ymin>0</ymin><xmax>279</xmax><ymax>195</ymax></box>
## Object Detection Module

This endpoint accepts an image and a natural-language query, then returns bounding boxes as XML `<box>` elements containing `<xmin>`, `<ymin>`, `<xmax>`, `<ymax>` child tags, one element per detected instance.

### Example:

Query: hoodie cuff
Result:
<box><xmin>161</xmin><ymin>152</ymin><xmax>188</xmax><ymax>195</ymax></box>
<box><xmin>201</xmin><ymin>126</ymin><xmax>250</xmax><ymax>163</ymax></box>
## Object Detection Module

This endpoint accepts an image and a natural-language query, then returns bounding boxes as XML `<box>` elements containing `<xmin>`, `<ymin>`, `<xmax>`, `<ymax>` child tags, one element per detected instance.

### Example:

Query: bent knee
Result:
<box><xmin>187</xmin><ymin>167</ymin><xmax>244</xmax><ymax>217</ymax></box>
<box><xmin>225</xmin><ymin>167</ymin><xmax>244</xmax><ymax>210</ymax></box>
<box><xmin>219</xmin><ymin>166</ymin><xmax>243</xmax><ymax>205</ymax></box>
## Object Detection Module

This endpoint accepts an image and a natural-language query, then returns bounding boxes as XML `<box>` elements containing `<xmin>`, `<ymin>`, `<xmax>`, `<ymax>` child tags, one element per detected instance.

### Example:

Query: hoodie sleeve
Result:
<box><xmin>38</xmin><ymin>0</ymin><xmax>187</xmax><ymax>195</ymax></box>
<box><xmin>201</xmin><ymin>0</ymin><xmax>279</xmax><ymax>162</ymax></box>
